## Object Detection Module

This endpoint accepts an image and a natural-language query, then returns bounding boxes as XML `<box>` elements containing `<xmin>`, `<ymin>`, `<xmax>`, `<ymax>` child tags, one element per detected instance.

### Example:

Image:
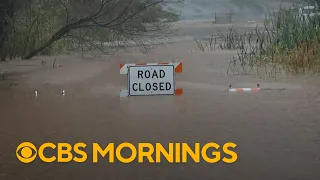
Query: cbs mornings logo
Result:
<box><xmin>16</xmin><ymin>142</ymin><xmax>87</xmax><ymax>164</ymax></box>
<box><xmin>16</xmin><ymin>142</ymin><xmax>238</xmax><ymax>164</ymax></box>
<box><xmin>16</xmin><ymin>142</ymin><xmax>38</xmax><ymax>163</ymax></box>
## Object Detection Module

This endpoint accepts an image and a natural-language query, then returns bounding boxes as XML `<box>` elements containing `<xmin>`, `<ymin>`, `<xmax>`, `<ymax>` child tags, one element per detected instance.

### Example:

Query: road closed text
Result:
<box><xmin>132</xmin><ymin>82</ymin><xmax>172</xmax><ymax>92</ymax></box>
<box><xmin>129</xmin><ymin>65</ymin><xmax>175</xmax><ymax>96</ymax></box>
<box><xmin>16</xmin><ymin>142</ymin><xmax>238</xmax><ymax>164</ymax></box>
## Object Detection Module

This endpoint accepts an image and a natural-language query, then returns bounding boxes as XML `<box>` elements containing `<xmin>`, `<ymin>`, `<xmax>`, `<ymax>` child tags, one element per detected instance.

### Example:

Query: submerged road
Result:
<box><xmin>1</xmin><ymin>39</ymin><xmax>320</xmax><ymax>180</ymax></box>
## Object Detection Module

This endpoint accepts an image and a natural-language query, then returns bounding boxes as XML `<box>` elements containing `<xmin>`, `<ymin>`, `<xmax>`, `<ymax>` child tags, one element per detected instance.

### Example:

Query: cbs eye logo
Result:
<box><xmin>16</xmin><ymin>142</ymin><xmax>37</xmax><ymax>163</ymax></box>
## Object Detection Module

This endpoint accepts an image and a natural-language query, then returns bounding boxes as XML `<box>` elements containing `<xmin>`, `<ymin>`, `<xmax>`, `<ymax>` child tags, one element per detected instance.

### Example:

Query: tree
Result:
<box><xmin>0</xmin><ymin>0</ymin><xmax>182</xmax><ymax>60</ymax></box>
<box><xmin>0</xmin><ymin>0</ymin><xmax>35</xmax><ymax>60</ymax></box>
<box><xmin>22</xmin><ymin>0</ymin><xmax>181</xmax><ymax>59</ymax></box>
<box><xmin>0</xmin><ymin>0</ymin><xmax>16</xmax><ymax>61</ymax></box>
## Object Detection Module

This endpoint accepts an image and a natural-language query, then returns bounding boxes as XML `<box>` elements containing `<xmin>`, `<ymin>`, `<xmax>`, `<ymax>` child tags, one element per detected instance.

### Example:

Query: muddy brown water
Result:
<box><xmin>0</xmin><ymin>41</ymin><xmax>320</xmax><ymax>180</ymax></box>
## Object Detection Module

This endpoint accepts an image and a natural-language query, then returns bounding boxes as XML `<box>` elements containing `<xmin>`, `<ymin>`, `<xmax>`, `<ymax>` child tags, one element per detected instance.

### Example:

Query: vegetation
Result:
<box><xmin>196</xmin><ymin>1</ymin><xmax>320</xmax><ymax>76</ymax></box>
<box><xmin>0</xmin><ymin>0</ymin><xmax>181</xmax><ymax>61</ymax></box>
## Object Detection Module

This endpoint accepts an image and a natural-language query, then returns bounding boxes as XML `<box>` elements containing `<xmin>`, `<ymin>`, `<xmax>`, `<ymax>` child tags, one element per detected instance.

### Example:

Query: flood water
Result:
<box><xmin>166</xmin><ymin>0</ymin><xmax>294</xmax><ymax>20</ymax></box>
<box><xmin>1</xmin><ymin>46</ymin><xmax>320</xmax><ymax>179</ymax></box>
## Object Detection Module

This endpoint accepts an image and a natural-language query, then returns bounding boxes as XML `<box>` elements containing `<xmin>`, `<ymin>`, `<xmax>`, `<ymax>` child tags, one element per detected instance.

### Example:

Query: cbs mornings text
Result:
<box><xmin>16</xmin><ymin>142</ymin><xmax>238</xmax><ymax>164</ymax></box>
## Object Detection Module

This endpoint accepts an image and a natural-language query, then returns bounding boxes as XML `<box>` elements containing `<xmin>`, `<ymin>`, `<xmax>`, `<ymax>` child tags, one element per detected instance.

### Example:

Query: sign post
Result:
<box><xmin>120</xmin><ymin>62</ymin><xmax>183</xmax><ymax>97</ymax></box>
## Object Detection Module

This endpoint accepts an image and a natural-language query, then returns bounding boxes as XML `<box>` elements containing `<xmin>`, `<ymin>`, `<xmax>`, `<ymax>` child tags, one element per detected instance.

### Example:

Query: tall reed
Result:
<box><xmin>197</xmin><ymin>3</ymin><xmax>320</xmax><ymax>76</ymax></box>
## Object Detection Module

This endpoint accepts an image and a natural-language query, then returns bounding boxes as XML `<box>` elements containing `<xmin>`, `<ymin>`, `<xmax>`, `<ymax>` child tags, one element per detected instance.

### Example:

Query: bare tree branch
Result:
<box><xmin>59</xmin><ymin>0</ymin><xmax>70</xmax><ymax>26</ymax></box>
<box><xmin>20</xmin><ymin>0</ymin><xmax>182</xmax><ymax>59</ymax></box>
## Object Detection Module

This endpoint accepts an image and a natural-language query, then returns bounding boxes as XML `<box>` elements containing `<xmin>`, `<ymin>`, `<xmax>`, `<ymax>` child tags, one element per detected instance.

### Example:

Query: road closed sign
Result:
<box><xmin>120</xmin><ymin>62</ymin><xmax>182</xmax><ymax>97</ymax></box>
<box><xmin>128</xmin><ymin>65</ymin><xmax>175</xmax><ymax>96</ymax></box>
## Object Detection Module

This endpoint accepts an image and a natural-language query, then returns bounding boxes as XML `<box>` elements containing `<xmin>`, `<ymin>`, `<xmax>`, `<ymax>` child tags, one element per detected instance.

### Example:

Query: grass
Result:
<box><xmin>195</xmin><ymin>3</ymin><xmax>320</xmax><ymax>78</ymax></box>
